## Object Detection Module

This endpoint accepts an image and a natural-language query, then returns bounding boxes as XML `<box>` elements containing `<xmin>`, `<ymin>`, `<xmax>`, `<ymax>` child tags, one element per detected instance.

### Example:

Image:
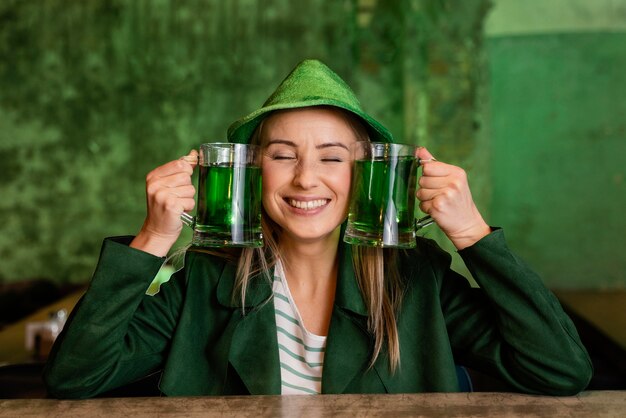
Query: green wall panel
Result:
<box><xmin>487</xmin><ymin>32</ymin><xmax>626</xmax><ymax>288</ymax></box>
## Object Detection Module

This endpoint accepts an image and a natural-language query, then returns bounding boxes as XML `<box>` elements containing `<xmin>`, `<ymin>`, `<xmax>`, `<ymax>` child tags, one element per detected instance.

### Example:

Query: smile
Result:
<box><xmin>288</xmin><ymin>199</ymin><xmax>329</xmax><ymax>210</ymax></box>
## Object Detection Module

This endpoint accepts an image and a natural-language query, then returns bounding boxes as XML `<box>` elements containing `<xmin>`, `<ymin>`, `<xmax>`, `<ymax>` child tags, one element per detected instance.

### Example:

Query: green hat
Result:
<box><xmin>227</xmin><ymin>59</ymin><xmax>393</xmax><ymax>144</ymax></box>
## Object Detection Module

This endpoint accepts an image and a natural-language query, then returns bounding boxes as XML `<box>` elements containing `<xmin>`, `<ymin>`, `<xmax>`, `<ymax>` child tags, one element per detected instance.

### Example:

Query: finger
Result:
<box><xmin>420</xmin><ymin>160</ymin><xmax>447</xmax><ymax>177</ymax></box>
<box><xmin>146</xmin><ymin>174</ymin><xmax>192</xmax><ymax>197</ymax></box>
<box><xmin>169</xmin><ymin>184</ymin><xmax>196</xmax><ymax>199</ymax></box>
<box><xmin>180</xmin><ymin>197</ymin><xmax>196</xmax><ymax>212</ymax></box>
<box><xmin>418</xmin><ymin>175</ymin><xmax>451</xmax><ymax>189</ymax></box>
<box><xmin>416</xmin><ymin>147</ymin><xmax>436</xmax><ymax>161</ymax></box>
<box><xmin>419</xmin><ymin>194</ymin><xmax>451</xmax><ymax>215</ymax></box>
<box><xmin>179</xmin><ymin>149</ymin><xmax>199</xmax><ymax>168</ymax></box>
<box><xmin>157</xmin><ymin>171</ymin><xmax>195</xmax><ymax>188</ymax></box>
<box><xmin>158</xmin><ymin>184</ymin><xmax>196</xmax><ymax>199</ymax></box>
<box><xmin>147</xmin><ymin>157</ymin><xmax>195</xmax><ymax>181</ymax></box>
<box><xmin>419</xmin><ymin>200</ymin><xmax>433</xmax><ymax>215</ymax></box>
<box><xmin>422</xmin><ymin>162</ymin><xmax>467</xmax><ymax>179</ymax></box>
<box><xmin>416</xmin><ymin>187</ymin><xmax>444</xmax><ymax>203</ymax></box>
<box><xmin>153</xmin><ymin>187</ymin><xmax>195</xmax><ymax>211</ymax></box>
<box><xmin>163</xmin><ymin>197</ymin><xmax>195</xmax><ymax>215</ymax></box>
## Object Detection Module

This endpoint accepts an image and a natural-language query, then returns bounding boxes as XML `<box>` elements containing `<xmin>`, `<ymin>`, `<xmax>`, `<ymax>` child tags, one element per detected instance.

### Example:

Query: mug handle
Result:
<box><xmin>415</xmin><ymin>157</ymin><xmax>436</xmax><ymax>231</ymax></box>
<box><xmin>179</xmin><ymin>154</ymin><xmax>199</xmax><ymax>229</ymax></box>
<box><xmin>415</xmin><ymin>215</ymin><xmax>434</xmax><ymax>231</ymax></box>
<box><xmin>180</xmin><ymin>212</ymin><xmax>195</xmax><ymax>228</ymax></box>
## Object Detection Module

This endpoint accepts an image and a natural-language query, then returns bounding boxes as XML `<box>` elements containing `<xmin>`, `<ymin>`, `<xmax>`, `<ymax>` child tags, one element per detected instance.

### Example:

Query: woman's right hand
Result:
<box><xmin>130</xmin><ymin>150</ymin><xmax>198</xmax><ymax>257</ymax></box>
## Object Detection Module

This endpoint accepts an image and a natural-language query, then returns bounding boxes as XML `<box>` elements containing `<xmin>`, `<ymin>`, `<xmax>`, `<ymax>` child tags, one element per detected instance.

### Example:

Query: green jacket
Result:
<box><xmin>43</xmin><ymin>230</ymin><xmax>592</xmax><ymax>398</ymax></box>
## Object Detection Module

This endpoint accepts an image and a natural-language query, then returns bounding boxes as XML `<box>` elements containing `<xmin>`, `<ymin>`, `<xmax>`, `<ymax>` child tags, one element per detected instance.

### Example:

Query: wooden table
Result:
<box><xmin>1</xmin><ymin>392</ymin><xmax>624</xmax><ymax>417</ymax></box>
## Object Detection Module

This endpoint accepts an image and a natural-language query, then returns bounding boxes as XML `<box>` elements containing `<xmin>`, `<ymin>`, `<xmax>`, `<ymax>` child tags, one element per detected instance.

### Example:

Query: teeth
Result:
<box><xmin>289</xmin><ymin>199</ymin><xmax>328</xmax><ymax>210</ymax></box>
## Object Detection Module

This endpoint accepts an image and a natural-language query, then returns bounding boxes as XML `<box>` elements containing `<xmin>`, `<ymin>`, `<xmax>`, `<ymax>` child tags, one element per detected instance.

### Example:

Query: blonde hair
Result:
<box><xmin>232</xmin><ymin>106</ymin><xmax>404</xmax><ymax>372</ymax></box>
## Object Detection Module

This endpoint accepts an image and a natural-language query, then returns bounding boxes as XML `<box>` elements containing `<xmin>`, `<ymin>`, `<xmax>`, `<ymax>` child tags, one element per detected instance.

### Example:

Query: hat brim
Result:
<box><xmin>227</xmin><ymin>99</ymin><xmax>393</xmax><ymax>144</ymax></box>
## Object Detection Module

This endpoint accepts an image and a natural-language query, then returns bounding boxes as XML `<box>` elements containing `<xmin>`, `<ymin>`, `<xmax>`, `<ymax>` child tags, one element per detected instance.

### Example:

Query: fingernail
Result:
<box><xmin>180</xmin><ymin>155</ymin><xmax>198</xmax><ymax>163</ymax></box>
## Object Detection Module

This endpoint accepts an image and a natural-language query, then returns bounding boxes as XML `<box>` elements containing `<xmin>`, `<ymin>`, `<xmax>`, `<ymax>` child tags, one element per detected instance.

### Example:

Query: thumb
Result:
<box><xmin>416</xmin><ymin>146</ymin><xmax>436</xmax><ymax>163</ymax></box>
<box><xmin>180</xmin><ymin>149</ymin><xmax>199</xmax><ymax>168</ymax></box>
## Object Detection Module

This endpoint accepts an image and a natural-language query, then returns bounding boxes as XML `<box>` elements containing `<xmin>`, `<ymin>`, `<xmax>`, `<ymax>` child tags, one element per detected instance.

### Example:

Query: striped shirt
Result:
<box><xmin>272</xmin><ymin>260</ymin><xmax>326</xmax><ymax>395</ymax></box>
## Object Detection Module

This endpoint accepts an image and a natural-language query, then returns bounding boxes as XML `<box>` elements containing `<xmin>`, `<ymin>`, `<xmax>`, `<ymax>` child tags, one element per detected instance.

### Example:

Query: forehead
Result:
<box><xmin>260</xmin><ymin>107</ymin><xmax>360</xmax><ymax>145</ymax></box>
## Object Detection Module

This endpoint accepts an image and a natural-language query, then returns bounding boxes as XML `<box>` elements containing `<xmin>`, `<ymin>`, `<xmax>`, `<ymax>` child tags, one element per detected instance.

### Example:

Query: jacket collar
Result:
<box><xmin>322</xmin><ymin>239</ymin><xmax>374</xmax><ymax>393</ymax></box>
<box><xmin>215</xmin><ymin>261</ymin><xmax>281</xmax><ymax>394</ymax></box>
<box><xmin>334</xmin><ymin>240</ymin><xmax>369</xmax><ymax>316</ymax></box>
<box><xmin>216</xmin><ymin>261</ymin><xmax>273</xmax><ymax>309</ymax></box>
<box><xmin>215</xmin><ymin>236</ymin><xmax>372</xmax><ymax>395</ymax></box>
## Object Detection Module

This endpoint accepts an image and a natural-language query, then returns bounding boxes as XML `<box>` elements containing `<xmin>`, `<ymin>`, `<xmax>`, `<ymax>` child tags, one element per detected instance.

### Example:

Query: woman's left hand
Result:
<box><xmin>415</xmin><ymin>147</ymin><xmax>491</xmax><ymax>250</ymax></box>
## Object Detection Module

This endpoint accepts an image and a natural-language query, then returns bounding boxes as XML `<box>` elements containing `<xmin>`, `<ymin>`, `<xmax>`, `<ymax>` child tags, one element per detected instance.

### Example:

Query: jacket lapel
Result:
<box><xmin>216</xmin><ymin>263</ymin><xmax>281</xmax><ymax>395</ymax></box>
<box><xmin>215</xmin><ymin>240</ymin><xmax>374</xmax><ymax>395</ymax></box>
<box><xmin>322</xmin><ymin>242</ymin><xmax>374</xmax><ymax>393</ymax></box>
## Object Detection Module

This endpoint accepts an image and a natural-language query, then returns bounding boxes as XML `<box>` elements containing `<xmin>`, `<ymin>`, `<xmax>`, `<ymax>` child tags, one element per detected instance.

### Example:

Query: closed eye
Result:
<box><xmin>271</xmin><ymin>154</ymin><xmax>296</xmax><ymax>160</ymax></box>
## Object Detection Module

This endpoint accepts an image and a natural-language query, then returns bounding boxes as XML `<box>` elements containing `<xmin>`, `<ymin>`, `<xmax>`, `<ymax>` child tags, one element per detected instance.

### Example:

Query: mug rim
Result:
<box><xmin>200</xmin><ymin>142</ymin><xmax>260</xmax><ymax>149</ymax></box>
<box><xmin>351</xmin><ymin>141</ymin><xmax>418</xmax><ymax>158</ymax></box>
<box><xmin>198</xmin><ymin>142</ymin><xmax>261</xmax><ymax>166</ymax></box>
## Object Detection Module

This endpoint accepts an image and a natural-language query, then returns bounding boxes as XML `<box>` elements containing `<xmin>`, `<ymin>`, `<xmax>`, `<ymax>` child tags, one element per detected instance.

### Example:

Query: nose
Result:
<box><xmin>292</xmin><ymin>159</ymin><xmax>319</xmax><ymax>189</ymax></box>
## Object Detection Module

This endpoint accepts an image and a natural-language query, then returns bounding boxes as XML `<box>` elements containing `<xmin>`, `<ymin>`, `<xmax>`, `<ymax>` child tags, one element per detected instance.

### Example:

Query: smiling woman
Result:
<box><xmin>43</xmin><ymin>59</ymin><xmax>592</xmax><ymax>399</ymax></box>
<box><xmin>260</xmin><ymin>108</ymin><xmax>356</xmax><ymax>245</ymax></box>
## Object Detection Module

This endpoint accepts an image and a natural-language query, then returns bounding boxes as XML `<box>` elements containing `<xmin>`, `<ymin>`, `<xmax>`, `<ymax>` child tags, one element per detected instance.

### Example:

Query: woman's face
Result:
<box><xmin>260</xmin><ymin>107</ymin><xmax>360</xmax><ymax>246</ymax></box>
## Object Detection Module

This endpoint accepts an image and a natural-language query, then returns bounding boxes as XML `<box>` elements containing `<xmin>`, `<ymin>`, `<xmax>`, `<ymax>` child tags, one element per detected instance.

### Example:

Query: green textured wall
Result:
<box><xmin>485</xmin><ymin>0</ymin><xmax>626</xmax><ymax>288</ymax></box>
<box><xmin>3</xmin><ymin>0</ymin><xmax>623</xmax><ymax>289</ymax></box>
<box><xmin>0</xmin><ymin>0</ymin><xmax>357</xmax><ymax>283</ymax></box>
<box><xmin>0</xmin><ymin>0</ymin><xmax>490</xmax><ymax>284</ymax></box>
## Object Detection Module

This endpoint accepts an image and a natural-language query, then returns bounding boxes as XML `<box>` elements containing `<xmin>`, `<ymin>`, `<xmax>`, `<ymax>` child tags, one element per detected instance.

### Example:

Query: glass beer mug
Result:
<box><xmin>344</xmin><ymin>142</ymin><xmax>433</xmax><ymax>248</ymax></box>
<box><xmin>181</xmin><ymin>143</ymin><xmax>263</xmax><ymax>247</ymax></box>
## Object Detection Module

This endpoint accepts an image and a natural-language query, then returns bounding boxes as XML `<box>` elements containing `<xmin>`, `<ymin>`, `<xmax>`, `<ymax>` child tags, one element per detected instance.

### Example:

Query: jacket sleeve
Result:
<box><xmin>432</xmin><ymin>229</ymin><xmax>592</xmax><ymax>395</ymax></box>
<box><xmin>43</xmin><ymin>237</ymin><xmax>186</xmax><ymax>399</ymax></box>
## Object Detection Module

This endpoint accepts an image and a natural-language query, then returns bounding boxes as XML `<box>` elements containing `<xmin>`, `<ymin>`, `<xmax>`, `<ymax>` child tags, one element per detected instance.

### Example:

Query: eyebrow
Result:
<box><xmin>265</xmin><ymin>139</ymin><xmax>349</xmax><ymax>151</ymax></box>
<box><xmin>317</xmin><ymin>142</ymin><xmax>349</xmax><ymax>151</ymax></box>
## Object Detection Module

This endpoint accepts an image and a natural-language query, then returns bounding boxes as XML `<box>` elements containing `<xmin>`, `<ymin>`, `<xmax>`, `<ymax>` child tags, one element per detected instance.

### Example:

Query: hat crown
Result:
<box><xmin>262</xmin><ymin>59</ymin><xmax>363</xmax><ymax>110</ymax></box>
<box><xmin>227</xmin><ymin>59</ymin><xmax>393</xmax><ymax>144</ymax></box>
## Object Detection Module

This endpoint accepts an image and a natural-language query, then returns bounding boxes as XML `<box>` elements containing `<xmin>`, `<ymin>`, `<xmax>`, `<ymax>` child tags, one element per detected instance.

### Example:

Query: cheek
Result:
<box><xmin>330</xmin><ymin>166</ymin><xmax>353</xmax><ymax>197</ymax></box>
<box><xmin>261</xmin><ymin>177</ymin><xmax>277</xmax><ymax>207</ymax></box>
<box><xmin>261</xmin><ymin>165</ymin><xmax>286</xmax><ymax>207</ymax></box>
<box><xmin>261</xmin><ymin>164</ymin><xmax>281</xmax><ymax>191</ymax></box>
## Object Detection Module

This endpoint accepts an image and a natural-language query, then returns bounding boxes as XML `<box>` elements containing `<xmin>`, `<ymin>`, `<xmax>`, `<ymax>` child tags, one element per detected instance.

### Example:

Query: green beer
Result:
<box><xmin>194</xmin><ymin>163</ymin><xmax>262</xmax><ymax>247</ymax></box>
<box><xmin>345</xmin><ymin>156</ymin><xmax>417</xmax><ymax>247</ymax></box>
